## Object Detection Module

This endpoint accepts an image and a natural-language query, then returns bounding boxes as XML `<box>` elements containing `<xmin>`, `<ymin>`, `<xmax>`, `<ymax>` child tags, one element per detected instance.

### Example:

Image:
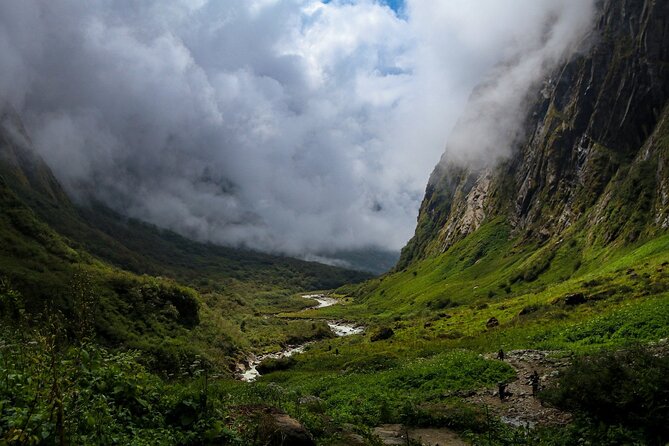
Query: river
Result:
<box><xmin>239</xmin><ymin>294</ymin><xmax>364</xmax><ymax>382</ymax></box>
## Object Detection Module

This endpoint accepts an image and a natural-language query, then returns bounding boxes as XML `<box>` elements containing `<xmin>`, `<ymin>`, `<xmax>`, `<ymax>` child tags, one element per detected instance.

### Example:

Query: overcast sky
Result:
<box><xmin>0</xmin><ymin>0</ymin><xmax>595</xmax><ymax>259</ymax></box>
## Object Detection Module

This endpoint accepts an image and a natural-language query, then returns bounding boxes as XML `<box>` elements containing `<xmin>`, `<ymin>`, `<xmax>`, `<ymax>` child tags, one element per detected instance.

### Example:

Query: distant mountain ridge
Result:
<box><xmin>0</xmin><ymin>106</ymin><xmax>370</xmax><ymax>289</ymax></box>
<box><xmin>311</xmin><ymin>248</ymin><xmax>400</xmax><ymax>275</ymax></box>
<box><xmin>398</xmin><ymin>0</ymin><xmax>669</xmax><ymax>270</ymax></box>
<box><xmin>0</xmin><ymin>105</ymin><xmax>370</xmax><ymax>370</ymax></box>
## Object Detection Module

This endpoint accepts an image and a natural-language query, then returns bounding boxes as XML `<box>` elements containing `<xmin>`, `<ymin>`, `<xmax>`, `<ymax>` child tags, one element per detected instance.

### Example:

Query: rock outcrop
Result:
<box><xmin>398</xmin><ymin>0</ymin><xmax>669</xmax><ymax>269</ymax></box>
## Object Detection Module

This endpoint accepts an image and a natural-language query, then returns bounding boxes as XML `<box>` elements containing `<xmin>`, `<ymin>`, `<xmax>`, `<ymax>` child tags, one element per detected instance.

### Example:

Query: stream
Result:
<box><xmin>239</xmin><ymin>294</ymin><xmax>364</xmax><ymax>382</ymax></box>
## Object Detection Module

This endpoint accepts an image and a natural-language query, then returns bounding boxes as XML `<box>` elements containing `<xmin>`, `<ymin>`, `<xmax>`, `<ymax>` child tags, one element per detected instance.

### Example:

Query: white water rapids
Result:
<box><xmin>239</xmin><ymin>294</ymin><xmax>364</xmax><ymax>382</ymax></box>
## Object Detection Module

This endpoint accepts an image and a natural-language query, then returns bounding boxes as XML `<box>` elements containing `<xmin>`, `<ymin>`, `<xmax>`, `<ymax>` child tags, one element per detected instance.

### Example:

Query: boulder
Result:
<box><xmin>258</xmin><ymin>411</ymin><xmax>316</xmax><ymax>446</ymax></box>
<box><xmin>563</xmin><ymin>293</ymin><xmax>586</xmax><ymax>306</ymax></box>
<box><xmin>370</xmin><ymin>327</ymin><xmax>394</xmax><ymax>342</ymax></box>
<box><xmin>486</xmin><ymin>317</ymin><xmax>499</xmax><ymax>328</ymax></box>
<box><xmin>333</xmin><ymin>432</ymin><xmax>367</xmax><ymax>446</ymax></box>
<box><xmin>518</xmin><ymin>305</ymin><xmax>539</xmax><ymax>316</ymax></box>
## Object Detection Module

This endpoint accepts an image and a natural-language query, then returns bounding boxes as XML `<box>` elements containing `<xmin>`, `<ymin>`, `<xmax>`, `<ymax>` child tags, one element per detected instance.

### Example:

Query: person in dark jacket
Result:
<box><xmin>529</xmin><ymin>370</ymin><xmax>540</xmax><ymax>396</ymax></box>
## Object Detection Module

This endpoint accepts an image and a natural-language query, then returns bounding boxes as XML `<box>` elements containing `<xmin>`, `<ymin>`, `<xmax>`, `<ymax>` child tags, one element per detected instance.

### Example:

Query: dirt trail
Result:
<box><xmin>374</xmin><ymin>424</ymin><xmax>468</xmax><ymax>446</ymax></box>
<box><xmin>374</xmin><ymin>350</ymin><xmax>572</xmax><ymax>444</ymax></box>
<box><xmin>466</xmin><ymin>350</ymin><xmax>572</xmax><ymax>427</ymax></box>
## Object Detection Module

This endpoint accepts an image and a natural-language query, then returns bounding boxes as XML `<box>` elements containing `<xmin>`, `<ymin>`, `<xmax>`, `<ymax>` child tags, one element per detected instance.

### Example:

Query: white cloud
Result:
<box><xmin>0</xmin><ymin>0</ymin><xmax>596</xmax><ymax>256</ymax></box>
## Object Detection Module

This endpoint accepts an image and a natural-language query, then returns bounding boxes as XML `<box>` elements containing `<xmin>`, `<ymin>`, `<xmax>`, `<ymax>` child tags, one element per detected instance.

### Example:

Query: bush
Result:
<box><xmin>0</xmin><ymin>278</ymin><xmax>22</xmax><ymax>320</ymax></box>
<box><xmin>137</xmin><ymin>279</ymin><xmax>200</xmax><ymax>327</ymax></box>
<box><xmin>257</xmin><ymin>357</ymin><xmax>297</xmax><ymax>374</ymax></box>
<box><xmin>0</xmin><ymin>324</ymin><xmax>240</xmax><ymax>445</ymax></box>
<box><xmin>541</xmin><ymin>346</ymin><xmax>669</xmax><ymax>445</ymax></box>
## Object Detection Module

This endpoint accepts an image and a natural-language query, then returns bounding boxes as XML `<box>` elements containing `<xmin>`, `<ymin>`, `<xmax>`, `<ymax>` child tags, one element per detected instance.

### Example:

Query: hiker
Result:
<box><xmin>498</xmin><ymin>382</ymin><xmax>507</xmax><ymax>401</ymax></box>
<box><xmin>530</xmin><ymin>370</ymin><xmax>540</xmax><ymax>396</ymax></box>
<box><xmin>335</xmin><ymin>348</ymin><xmax>339</xmax><ymax>355</ymax></box>
<box><xmin>497</xmin><ymin>349</ymin><xmax>505</xmax><ymax>360</ymax></box>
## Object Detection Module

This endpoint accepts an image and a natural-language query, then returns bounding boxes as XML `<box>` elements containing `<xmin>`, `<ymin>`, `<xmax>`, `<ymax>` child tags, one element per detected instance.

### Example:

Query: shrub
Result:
<box><xmin>0</xmin><ymin>278</ymin><xmax>22</xmax><ymax>320</ymax></box>
<box><xmin>541</xmin><ymin>346</ymin><xmax>669</xmax><ymax>444</ymax></box>
<box><xmin>256</xmin><ymin>357</ymin><xmax>297</xmax><ymax>374</ymax></box>
<box><xmin>518</xmin><ymin>304</ymin><xmax>541</xmax><ymax>316</ymax></box>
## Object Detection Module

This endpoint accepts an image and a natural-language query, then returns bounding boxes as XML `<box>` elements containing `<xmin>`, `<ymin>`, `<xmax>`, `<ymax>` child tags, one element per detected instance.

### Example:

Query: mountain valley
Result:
<box><xmin>2</xmin><ymin>0</ymin><xmax>669</xmax><ymax>445</ymax></box>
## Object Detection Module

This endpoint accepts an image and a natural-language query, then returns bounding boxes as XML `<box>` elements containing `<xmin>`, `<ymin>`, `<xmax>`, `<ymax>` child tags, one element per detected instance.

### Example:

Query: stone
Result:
<box><xmin>486</xmin><ymin>317</ymin><xmax>500</xmax><ymax>328</ymax></box>
<box><xmin>373</xmin><ymin>424</ymin><xmax>406</xmax><ymax>445</ymax></box>
<box><xmin>370</xmin><ymin>327</ymin><xmax>395</xmax><ymax>342</ymax></box>
<box><xmin>563</xmin><ymin>293</ymin><xmax>586</xmax><ymax>306</ymax></box>
<box><xmin>337</xmin><ymin>432</ymin><xmax>366</xmax><ymax>446</ymax></box>
<box><xmin>258</xmin><ymin>411</ymin><xmax>316</xmax><ymax>446</ymax></box>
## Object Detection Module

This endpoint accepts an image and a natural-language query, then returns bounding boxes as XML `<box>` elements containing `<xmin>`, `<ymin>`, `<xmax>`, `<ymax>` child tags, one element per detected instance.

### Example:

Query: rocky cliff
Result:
<box><xmin>398</xmin><ymin>0</ymin><xmax>669</xmax><ymax>269</ymax></box>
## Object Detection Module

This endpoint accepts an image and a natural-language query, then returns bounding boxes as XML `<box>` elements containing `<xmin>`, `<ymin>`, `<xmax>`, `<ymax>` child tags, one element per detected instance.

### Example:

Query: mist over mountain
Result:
<box><xmin>3</xmin><ymin>1</ymin><xmax>669</xmax><ymax>444</ymax></box>
<box><xmin>399</xmin><ymin>0</ymin><xmax>669</xmax><ymax>269</ymax></box>
<box><xmin>0</xmin><ymin>0</ymin><xmax>594</xmax><ymax>261</ymax></box>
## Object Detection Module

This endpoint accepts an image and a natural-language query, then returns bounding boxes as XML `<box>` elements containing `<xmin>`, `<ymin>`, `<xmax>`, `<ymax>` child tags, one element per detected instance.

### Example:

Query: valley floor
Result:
<box><xmin>239</xmin><ymin>230</ymin><xmax>669</xmax><ymax>445</ymax></box>
<box><xmin>3</xmin><ymin>224</ymin><xmax>669</xmax><ymax>445</ymax></box>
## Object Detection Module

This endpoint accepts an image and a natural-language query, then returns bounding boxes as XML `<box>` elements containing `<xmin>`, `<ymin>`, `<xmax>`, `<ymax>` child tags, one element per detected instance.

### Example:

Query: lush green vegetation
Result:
<box><xmin>0</xmin><ymin>319</ymin><xmax>341</xmax><ymax>446</ymax></box>
<box><xmin>3</xmin><ymin>106</ymin><xmax>669</xmax><ymax>444</ymax></box>
<box><xmin>244</xmin><ymin>217</ymin><xmax>669</xmax><ymax>444</ymax></box>
<box><xmin>541</xmin><ymin>346</ymin><xmax>669</xmax><ymax>445</ymax></box>
<box><xmin>265</xmin><ymin>350</ymin><xmax>514</xmax><ymax>426</ymax></box>
<box><xmin>4</xmin><ymin>160</ymin><xmax>669</xmax><ymax>444</ymax></box>
<box><xmin>0</xmin><ymin>163</ymin><xmax>369</xmax><ymax>372</ymax></box>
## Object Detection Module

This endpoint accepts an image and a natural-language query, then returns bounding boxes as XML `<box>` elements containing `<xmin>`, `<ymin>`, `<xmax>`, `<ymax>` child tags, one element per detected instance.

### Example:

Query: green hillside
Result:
<box><xmin>0</xmin><ymin>106</ymin><xmax>370</xmax><ymax>372</ymax></box>
<box><xmin>0</xmin><ymin>106</ymin><xmax>378</xmax><ymax>444</ymax></box>
<box><xmin>255</xmin><ymin>216</ymin><xmax>668</xmax><ymax>442</ymax></box>
<box><xmin>242</xmin><ymin>0</ymin><xmax>669</xmax><ymax>444</ymax></box>
<box><xmin>2</xmin><ymin>0</ymin><xmax>669</xmax><ymax>444</ymax></box>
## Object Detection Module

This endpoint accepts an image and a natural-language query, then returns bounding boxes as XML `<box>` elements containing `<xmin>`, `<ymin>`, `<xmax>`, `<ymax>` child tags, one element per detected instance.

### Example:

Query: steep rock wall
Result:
<box><xmin>398</xmin><ymin>0</ymin><xmax>669</xmax><ymax>269</ymax></box>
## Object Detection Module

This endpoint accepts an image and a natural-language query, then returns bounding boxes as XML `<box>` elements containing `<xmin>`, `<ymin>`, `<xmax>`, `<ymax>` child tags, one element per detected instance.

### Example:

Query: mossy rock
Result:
<box><xmin>370</xmin><ymin>327</ymin><xmax>394</xmax><ymax>342</ymax></box>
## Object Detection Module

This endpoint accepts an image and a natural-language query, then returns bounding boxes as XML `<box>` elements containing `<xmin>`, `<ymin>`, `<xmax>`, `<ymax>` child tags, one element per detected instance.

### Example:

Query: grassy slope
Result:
<box><xmin>247</xmin><ymin>216</ymin><xmax>669</xmax><ymax>436</ymax></box>
<box><xmin>4</xmin><ymin>183</ymin><xmax>667</xmax><ymax>444</ymax></box>
<box><xmin>0</xmin><ymin>147</ymin><xmax>370</xmax><ymax>374</ymax></box>
<box><xmin>0</xmin><ymin>200</ymin><xmax>365</xmax><ymax>371</ymax></box>
<box><xmin>243</xmin><ymin>84</ymin><xmax>669</xmax><ymax>443</ymax></box>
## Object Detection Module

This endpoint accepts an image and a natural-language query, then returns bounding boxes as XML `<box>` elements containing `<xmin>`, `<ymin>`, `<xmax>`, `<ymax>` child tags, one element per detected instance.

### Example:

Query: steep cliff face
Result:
<box><xmin>398</xmin><ymin>0</ymin><xmax>669</xmax><ymax>269</ymax></box>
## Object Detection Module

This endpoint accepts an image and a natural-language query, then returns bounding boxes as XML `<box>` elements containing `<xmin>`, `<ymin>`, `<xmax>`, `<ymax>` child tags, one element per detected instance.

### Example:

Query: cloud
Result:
<box><xmin>0</xmin><ymin>0</ymin><xmax>595</xmax><ymax>257</ymax></box>
<box><xmin>432</xmin><ymin>0</ymin><xmax>597</xmax><ymax>167</ymax></box>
